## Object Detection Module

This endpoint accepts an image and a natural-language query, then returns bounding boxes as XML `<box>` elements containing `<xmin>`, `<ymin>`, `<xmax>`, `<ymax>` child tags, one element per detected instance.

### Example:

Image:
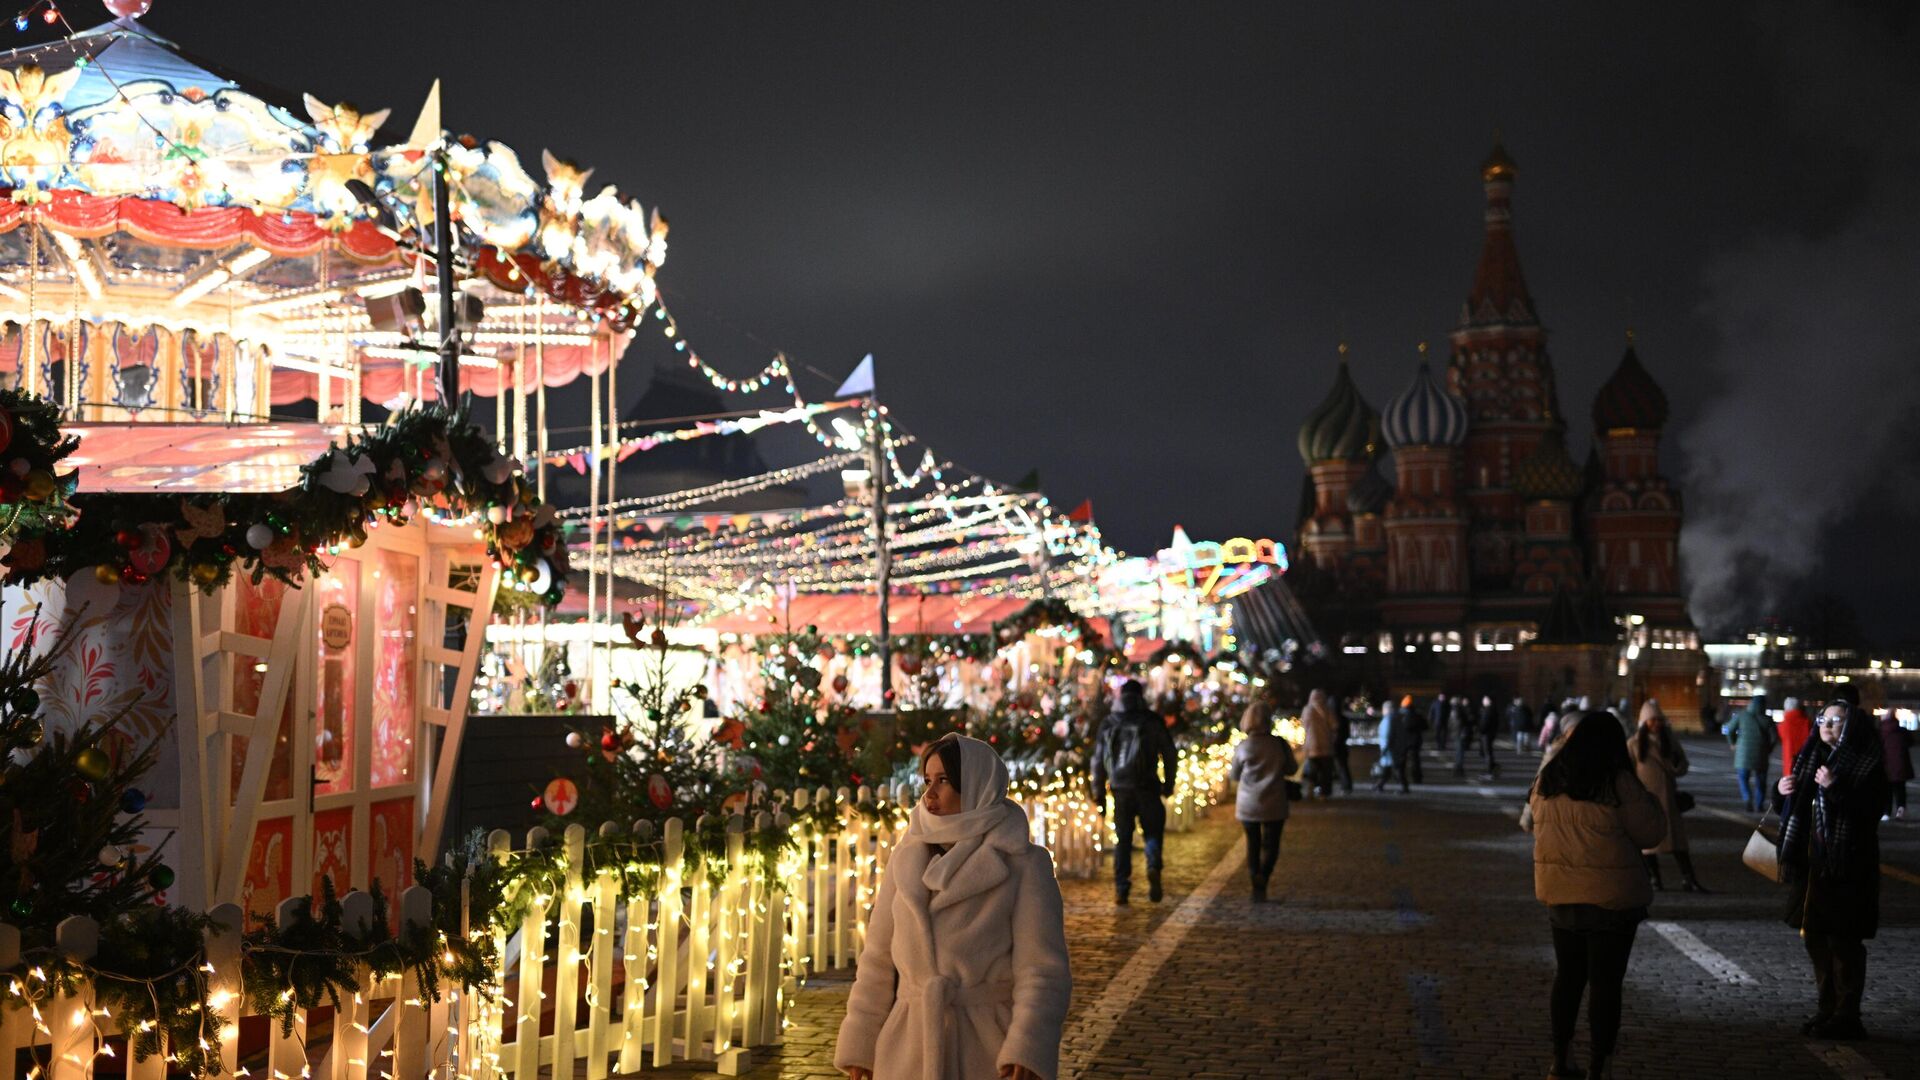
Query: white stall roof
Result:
<box><xmin>67</xmin><ymin>423</ymin><xmax>343</xmax><ymax>493</ymax></box>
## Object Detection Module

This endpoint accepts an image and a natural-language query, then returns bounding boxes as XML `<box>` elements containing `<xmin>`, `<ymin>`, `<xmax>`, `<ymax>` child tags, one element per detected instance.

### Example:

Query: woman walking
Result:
<box><xmin>1778</xmin><ymin>704</ymin><xmax>1886</xmax><ymax>1040</ymax></box>
<box><xmin>1879</xmin><ymin>709</ymin><xmax>1913</xmax><ymax>821</ymax></box>
<box><xmin>1630</xmin><ymin>699</ymin><xmax>1705</xmax><ymax>891</ymax></box>
<box><xmin>1372</xmin><ymin>698</ymin><xmax>1411</xmax><ymax>793</ymax></box>
<box><xmin>1301</xmin><ymin>688</ymin><xmax>1337</xmax><ymax>799</ymax></box>
<box><xmin>837</xmin><ymin>734</ymin><xmax>1070</xmax><ymax>1080</ymax></box>
<box><xmin>1231</xmin><ymin>700</ymin><xmax>1297</xmax><ymax>902</ymax></box>
<box><xmin>1523</xmin><ymin>711</ymin><xmax>1666</xmax><ymax>1080</ymax></box>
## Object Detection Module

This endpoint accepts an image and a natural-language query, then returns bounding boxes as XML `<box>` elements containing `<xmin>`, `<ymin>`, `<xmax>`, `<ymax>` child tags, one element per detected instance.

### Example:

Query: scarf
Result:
<box><xmin>901</xmin><ymin>735</ymin><xmax>1032</xmax><ymax>897</ymax></box>
<box><xmin>1779</xmin><ymin>710</ymin><xmax>1884</xmax><ymax>878</ymax></box>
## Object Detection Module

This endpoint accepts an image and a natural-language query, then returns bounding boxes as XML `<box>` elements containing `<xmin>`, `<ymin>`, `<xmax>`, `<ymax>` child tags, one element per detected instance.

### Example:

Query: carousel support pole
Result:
<box><xmin>433</xmin><ymin>146</ymin><xmax>460</xmax><ymax>403</ymax></box>
<box><xmin>868</xmin><ymin>398</ymin><xmax>891</xmax><ymax>706</ymax></box>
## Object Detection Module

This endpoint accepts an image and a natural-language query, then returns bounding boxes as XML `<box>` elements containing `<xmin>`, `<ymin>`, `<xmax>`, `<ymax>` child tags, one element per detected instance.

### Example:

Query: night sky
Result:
<box><xmin>116</xmin><ymin>1</ymin><xmax>1920</xmax><ymax>642</ymax></box>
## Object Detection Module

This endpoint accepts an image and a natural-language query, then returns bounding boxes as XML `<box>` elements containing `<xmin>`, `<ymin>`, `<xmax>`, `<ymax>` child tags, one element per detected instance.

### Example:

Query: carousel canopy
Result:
<box><xmin>65</xmin><ymin>421</ymin><xmax>339</xmax><ymax>492</ymax></box>
<box><xmin>0</xmin><ymin>19</ymin><xmax>661</xmax><ymax>419</ymax></box>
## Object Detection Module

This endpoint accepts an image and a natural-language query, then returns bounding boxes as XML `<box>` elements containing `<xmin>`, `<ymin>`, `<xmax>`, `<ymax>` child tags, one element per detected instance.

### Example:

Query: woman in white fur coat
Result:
<box><xmin>835</xmin><ymin>733</ymin><xmax>1072</xmax><ymax>1080</ymax></box>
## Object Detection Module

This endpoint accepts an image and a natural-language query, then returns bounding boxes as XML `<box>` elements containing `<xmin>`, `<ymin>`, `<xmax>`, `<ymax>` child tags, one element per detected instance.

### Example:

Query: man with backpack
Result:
<box><xmin>1091</xmin><ymin>679</ymin><xmax>1180</xmax><ymax>905</ymax></box>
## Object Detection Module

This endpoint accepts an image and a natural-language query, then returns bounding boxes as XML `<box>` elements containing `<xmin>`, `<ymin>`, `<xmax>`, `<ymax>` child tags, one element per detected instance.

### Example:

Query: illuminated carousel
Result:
<box><xmin>0</xmin><ymin>15</ymin><xmax>663</xmax><ymax>921</ymax></box>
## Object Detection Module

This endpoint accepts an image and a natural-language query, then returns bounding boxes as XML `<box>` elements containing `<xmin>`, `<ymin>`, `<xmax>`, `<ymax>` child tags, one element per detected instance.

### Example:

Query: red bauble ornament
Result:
<box><xmin>600</xmin><ymin>730</ymin><xmax>620</xmax><ymax>752</ymax></box>
<box><xmin>831</xmin><ymin>674</ymin><xmax>850</xmax><ymax>694</ymax></box>
<box><xmin>105</xmin><ymin>0</ymin><xmax>153</xmax><ymax>16</ymax></box>
<box><xmin>646</xmin><ymin>773</ymin><xmax>673</xmax><ymax>810</ymax></box>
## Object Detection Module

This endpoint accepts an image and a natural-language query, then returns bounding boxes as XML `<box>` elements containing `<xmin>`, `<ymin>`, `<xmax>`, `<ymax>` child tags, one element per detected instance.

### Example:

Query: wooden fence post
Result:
<box><xmin>615</xmin><ymin>820</ymin><xmax>655</xmax><ymax>1073</ymax></box>
<box><xmin>549</xmin><ymin>824</ymin><xmax>586</xmax><ymax>1080</ymax></box>
<box><xmin>48</xmin><ymin>916</ymin><xmax>98</xmax><ymax>1080</ymax></box>
<box><xmin>648</xmin><ymin>817</ymin><xmax>683</xmax><ymax>1067</ymax></box>
<box><xmin>205</xmin><ymin>903</ymin><xmax>244</xmax><ymax>1079</ymax></box>
<box><xmin>393</xmin><ymin>885</ymin><xmax>434</xmax><ymax>1080</ymax></box>
<box><xmin>584</xmin><ymin>821</ymin><xmax>620</xmax><ymax>1080</ymax></box>
<box><xmin>511</xmin><ymin>826</ymin><xmax>550</xmax><ymax>1080</ymax></box>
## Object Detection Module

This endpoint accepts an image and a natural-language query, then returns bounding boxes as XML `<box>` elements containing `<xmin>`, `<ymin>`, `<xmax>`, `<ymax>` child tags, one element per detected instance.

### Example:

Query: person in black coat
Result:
<box><xmin>1777</xmin><ymin>703</ymin><xmax>1887</xmax><ymax>1040</ymax></box>
<box><xmin>1509</xmin><ymin>696</ymin><xmax>1537</xmax><ymax>754</ymax></box>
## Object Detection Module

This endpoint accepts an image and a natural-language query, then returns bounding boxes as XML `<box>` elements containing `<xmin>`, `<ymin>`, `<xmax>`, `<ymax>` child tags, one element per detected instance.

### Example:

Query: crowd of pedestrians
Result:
<box><xmin>838</xmin><ymin>676</ymin><xmax>1913</xmax><ymax>1080</ymax></box>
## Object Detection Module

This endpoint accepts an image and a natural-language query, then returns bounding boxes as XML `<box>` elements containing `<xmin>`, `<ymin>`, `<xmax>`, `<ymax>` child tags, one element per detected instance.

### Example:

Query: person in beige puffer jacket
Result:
<box><xmin>1521</xmin><ymin>711</ymin><xmax>1666</xmax><ymax>1080</ymax></box>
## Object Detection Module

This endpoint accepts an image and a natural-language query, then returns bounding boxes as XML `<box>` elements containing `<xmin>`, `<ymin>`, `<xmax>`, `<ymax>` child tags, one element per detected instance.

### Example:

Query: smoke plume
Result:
<box><xmin>1679</xmin><ymin>4</ymin><xmax>1920</xmax><ymax>635</ymax></box>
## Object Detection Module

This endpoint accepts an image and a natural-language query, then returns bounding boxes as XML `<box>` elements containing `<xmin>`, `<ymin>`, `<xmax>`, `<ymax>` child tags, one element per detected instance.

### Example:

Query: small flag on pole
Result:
<box><xmin>835</xmin><ymin>353</ymin><xmax>876</xmax><ymax>397</ymax></box>
<box><xmin>1067</xmin><ymin>500</ymin><xmax>1094</xmax><ymax>523</ymax></box>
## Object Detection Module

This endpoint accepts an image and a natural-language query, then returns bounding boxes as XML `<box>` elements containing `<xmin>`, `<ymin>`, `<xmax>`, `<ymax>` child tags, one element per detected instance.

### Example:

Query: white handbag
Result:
<box><xmin>1742</xmin><ymin>818</ymin><xmax>1782</xmax><ymax>882</ymax></box>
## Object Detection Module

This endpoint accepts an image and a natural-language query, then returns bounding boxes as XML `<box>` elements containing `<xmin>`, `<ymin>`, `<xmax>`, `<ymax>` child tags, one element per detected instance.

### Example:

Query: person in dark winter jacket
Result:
<box><xmin>1403</xmin><ymin>695</ymin><xmax>1427</xmax><ymax>782</ymax></box>
<box><xmin>1333</xmin><ymin>705</ymin><xmax>1355</xmax><ymax>794</ymax></box>
<box><xmin>1509</xmin><ymin>696</ymin><xmax>1536</xmax><ymax>754</ymax></box>
<box><xmin>1430</xmin><ymin>693</ymin><xmax>1451</xmax><ymax>752</ymax></box>
<box><xmin>1724</xmin><ymin>694</ymin><xmax>1779</xmax><ymax>812</ymax></box>
<box><xmin>1778</xmin><ymin>703</ymin><xmax>1886</xmax><ymax>1040</ymax></box>
<box><xmin>1452</xmin><ymin>697</ymin><xmax>1475</xmax><ymax>777</ymax></box>
<box><xmin>1478</xmin><ymin>694</ymin><xmax>1503</xmax><ymax>777</ymax></box>
<box><xmin>1877</xmin><ymin>709</ymin><xmax>1912</xmax><ymax>821</ymax></box>
<box><xmin>1090</xmin><ymin>679</ymin><xmax>1179</xmax><ymax>905</ymax></box>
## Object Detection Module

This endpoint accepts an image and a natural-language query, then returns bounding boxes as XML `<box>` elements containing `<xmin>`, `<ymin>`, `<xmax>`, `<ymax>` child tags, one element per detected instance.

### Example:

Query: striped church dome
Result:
<box><xmin>1592</xmin><ymin>343</ymin><xmax>1669</xmax><ymax>432</ymax></box>
<box><xmin>1297</xmin><ymin>357</ymin><xmax>1378</xmax><ymax>465</ymax></box>
<box><xmin>1382</xmin><ymin>357</ymin><xmax>1469</xmax><ymax>449</ymax></box>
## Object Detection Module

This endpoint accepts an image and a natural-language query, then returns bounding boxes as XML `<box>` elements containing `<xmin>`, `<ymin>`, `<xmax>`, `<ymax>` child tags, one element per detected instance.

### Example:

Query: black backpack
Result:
<box><xmin>1103</xmin><ymin>711</ymin><xmax>1155</xmax><ymax>791</ymax></box>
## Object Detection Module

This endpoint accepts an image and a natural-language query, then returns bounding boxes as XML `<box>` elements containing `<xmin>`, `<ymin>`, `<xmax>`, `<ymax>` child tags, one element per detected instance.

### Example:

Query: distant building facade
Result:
<box><xmin>1290</xmin><ymin>143</ymin><xmax>1707</xmax><ymax>720</ymax></box>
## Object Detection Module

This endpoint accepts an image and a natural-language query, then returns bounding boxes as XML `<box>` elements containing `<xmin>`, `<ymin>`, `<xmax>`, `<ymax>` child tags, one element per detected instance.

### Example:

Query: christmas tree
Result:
<box><xmin>733</xmin><ymin>627</ymin><xmax>870</xmax><ymax>795</ymax></box>
<box><xmin>0</xmin><ymin>621</ymin><xmax>177</xmax><ymax>930</ymax></box>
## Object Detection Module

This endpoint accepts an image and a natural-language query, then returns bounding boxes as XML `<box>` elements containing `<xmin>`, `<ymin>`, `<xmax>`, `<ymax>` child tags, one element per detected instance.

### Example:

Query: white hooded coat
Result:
<box><xmin>833</xmin><ymin>736</ymin><xmax>1072</xmax><ymax>1079</ymax></box>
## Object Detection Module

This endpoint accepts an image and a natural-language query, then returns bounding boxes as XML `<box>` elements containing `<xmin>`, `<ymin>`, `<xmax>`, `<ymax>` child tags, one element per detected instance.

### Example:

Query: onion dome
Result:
<box><xmin>1513</xmin><ymin>424</ymin><xmax>1584</xmax><ymax>501</ymax></box>
<box><xmin>1382</xmin><ymin>348</ymin><xmax>1470</xmax><ymax>449</ymax></box>
<box><xmin>1346</xmin><ymin>462</ymin><xmax>1393</xmax><ymax>515</ymax></box>
<box><xmin>1297</xmin><ymin>350</ymin><xmax>1378</xmax><ymax>465</ymax></box>
<box><xmin>1591</xmin><ymin>340</ymin><xmax>1669</xmax><ymax>432</ymax></box>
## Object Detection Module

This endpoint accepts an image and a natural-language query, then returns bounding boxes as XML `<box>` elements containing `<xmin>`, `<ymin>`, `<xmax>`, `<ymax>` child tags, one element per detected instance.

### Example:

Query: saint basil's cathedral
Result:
<box><xmin>1288</xmin><ymin>143</ymin><xmax>1707</xmax><ymax>721</ymax></box>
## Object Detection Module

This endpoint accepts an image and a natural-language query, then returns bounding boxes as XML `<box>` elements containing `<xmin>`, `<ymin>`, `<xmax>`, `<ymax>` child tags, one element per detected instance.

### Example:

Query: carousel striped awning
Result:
<box><xmin>1229</xmin><ymin>576</ymin><xmax>1321</xmax><ymax>662</ymax></box>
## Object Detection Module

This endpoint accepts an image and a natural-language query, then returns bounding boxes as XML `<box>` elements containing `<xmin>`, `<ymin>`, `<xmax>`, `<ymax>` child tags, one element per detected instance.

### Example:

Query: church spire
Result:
<box><xmin>1462</xmin><ymin>135</ymin><xmax>1537</xmax><ymax>328</ymax></box>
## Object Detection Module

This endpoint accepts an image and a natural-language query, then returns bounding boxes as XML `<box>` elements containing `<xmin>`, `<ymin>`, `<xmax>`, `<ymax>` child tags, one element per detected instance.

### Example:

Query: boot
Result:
<box><xmin>1644</xmin><ymin>855</ymin><xmax>1664</xmax><ymax>891</ymax></box>
<box><xmin>1148</xmin><ymin>867</ymin><xmax>1164</xmax><ymax>903</ymax></box>
<box><xmin>1676</xmin><ymin>851</ymin><xmax>1710</xmax><ymax>893</ymax></box>
<box><xmin>1251</xmin><ymin>873</ymin><xmax>1267</xmax><ymax>903</ymax></box>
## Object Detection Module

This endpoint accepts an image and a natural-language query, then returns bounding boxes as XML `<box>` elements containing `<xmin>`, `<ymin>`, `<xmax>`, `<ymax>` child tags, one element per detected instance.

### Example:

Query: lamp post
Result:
<box><xmin>868</xmin><ymin>399</ymin><xmax>891</xmax><ymax>707</ymax></box>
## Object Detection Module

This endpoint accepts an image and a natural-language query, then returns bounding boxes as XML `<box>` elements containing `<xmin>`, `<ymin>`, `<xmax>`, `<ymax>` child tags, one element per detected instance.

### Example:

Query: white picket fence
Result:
<box><xmin>0</xmin><ymin>760</ymin><xmax>1227</xmax><ymax>1080</ymax></box>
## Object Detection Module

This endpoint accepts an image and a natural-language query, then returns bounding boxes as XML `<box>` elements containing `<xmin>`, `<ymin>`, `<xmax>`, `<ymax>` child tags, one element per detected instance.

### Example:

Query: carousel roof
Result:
<box><xmin>0</xmin><ymin>18</ymin><xmax>666</xmax><ymax>416</ymax></box>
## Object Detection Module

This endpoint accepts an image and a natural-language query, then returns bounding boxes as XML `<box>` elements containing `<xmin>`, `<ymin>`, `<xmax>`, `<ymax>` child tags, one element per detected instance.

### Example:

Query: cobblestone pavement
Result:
<box><xmin>629</xmin><ymin>734</ymin><xmax>1920</xmax><ymax>1079</ymax></box>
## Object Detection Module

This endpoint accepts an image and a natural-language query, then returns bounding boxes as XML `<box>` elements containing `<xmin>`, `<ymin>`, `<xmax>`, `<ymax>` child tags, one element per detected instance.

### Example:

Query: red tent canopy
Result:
<box><xmin>705</xmin><ymin>594</ymin><xmax>1033</xmax><ymax>637</ymax></box>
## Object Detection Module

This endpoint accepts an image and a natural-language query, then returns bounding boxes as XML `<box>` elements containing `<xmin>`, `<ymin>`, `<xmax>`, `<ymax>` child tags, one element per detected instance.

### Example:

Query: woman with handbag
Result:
<box><xmin>1630</xmin><ymin>699</ymin><xmax>1705</xmax><ymax>891</ymax></box>
<box><xmin>1522</xmin><ymin>710</ymin><xmax>1667</xmax><ymax>1080</ymax></box>
<box><xmin>1777</xmin><ymin>703</ymin><xmax>1886</xmax><ymax>1040</ymax></box>
<box><xmin>1231</xmin><ymin>699</ymin><xmax>1297</xmax><ymax>902</ymax></box>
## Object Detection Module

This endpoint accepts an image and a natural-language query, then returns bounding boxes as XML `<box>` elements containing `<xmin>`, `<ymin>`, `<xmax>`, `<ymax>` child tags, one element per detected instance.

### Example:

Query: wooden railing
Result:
<box><xmin>0</xmin><ymin>752</ymin><xmax>1232</xmax><ymax>1079</ymax></box>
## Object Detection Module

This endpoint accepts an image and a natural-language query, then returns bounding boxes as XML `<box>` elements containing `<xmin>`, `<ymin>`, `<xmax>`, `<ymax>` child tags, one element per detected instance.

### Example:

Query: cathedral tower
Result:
<box><xmin>1447</xmin><ymin>140</ymin><xmax>1561</xmax><ymax>589</ymax></box>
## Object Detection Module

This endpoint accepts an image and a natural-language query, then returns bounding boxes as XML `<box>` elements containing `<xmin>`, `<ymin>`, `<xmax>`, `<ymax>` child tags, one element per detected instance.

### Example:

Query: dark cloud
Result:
<box><xmin>135</xmin><ymin>0</ymin><xmax>1920</xmax><ymax>638</ymax></box>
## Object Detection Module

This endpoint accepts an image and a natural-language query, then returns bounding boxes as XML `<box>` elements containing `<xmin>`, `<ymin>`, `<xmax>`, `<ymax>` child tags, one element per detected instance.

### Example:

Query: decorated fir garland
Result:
<box><xmin>0</xmin><ymin>387</ymin><xmax>80</xmax><ymax>570</ymax></box>
<box><xmin>991</xmin><ymin>597</ymin><xmax>1117</xmax><ymax>664</ymax></box>
<box><xmin>10</xmin><ymin>396</ymin><xmax>571</xmax><ymax>603</ymax></box>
